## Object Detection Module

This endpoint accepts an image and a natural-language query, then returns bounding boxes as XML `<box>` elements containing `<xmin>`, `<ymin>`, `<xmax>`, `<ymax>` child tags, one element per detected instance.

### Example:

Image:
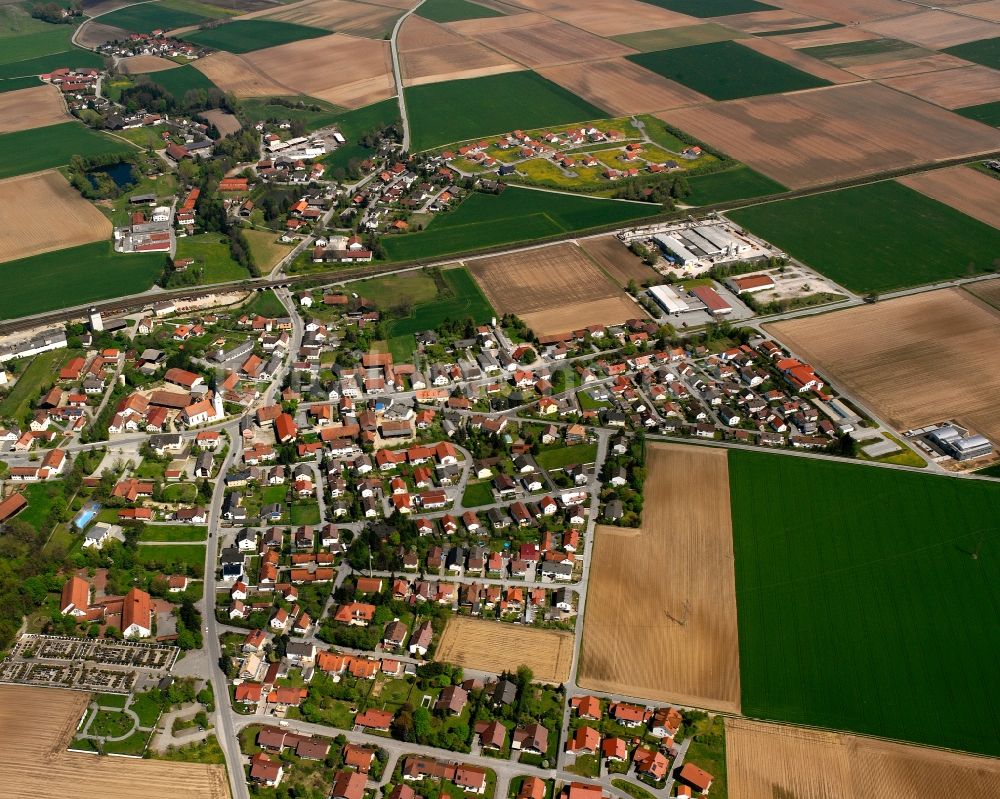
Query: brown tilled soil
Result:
<box><xmin>882</xmin><ymin>65</ymin><xmax>1000</xmax><ymax>109</ymax></box>
<box><xmin>0</xmin><ymin>171</ymin><xmax>112</xmax><ymax>264</ymax></box>
<box><xmin>520</xmin><ymin>296</ymin><xmax>646</xmax><ymax>336</ymax></box>
<box><xmin>767</xmin><ymin>0</ymin><xmax>915</xmax><ymax>23</ymax></box>
<box><xmin>398</xmin><ymin>14</ymin><xmax>469</xmax><ymax>50</ymax></box>
<box><xmin>0</xmin><ymin>685</ymin><xmax>229</xmax><ymax>799</ymax></box>
<box><xmin>770</xmin><ymin>25</ymin><xmax>881</xmax><ymax>49</ymax></box>
<box><xmin>715</xmin><ymin>9</ymin><xmax>821</xmax><ymax>31</ymax></box>
<box><xmin>436</xmin><ymin>616</ymin><xmax>574</xmax><ymax>682</ymax></box>
<box><xmin>194</xmin><ymin>51</ymin><xmax>294</xmax><ymax>97</ymax></box>
<box><xmin>580</xmin><ymin>235</ymin><xmax>661</xmax><ymax>287</ymax></box>
<box><xmin>898</xmin><ymin>166</ymin><xmax>1000</xmax><ymax>230</ymax></box>
<box><xmin>444</xmin><ymin>11</ymin><xmax>547</xmax><ymax>35</ymax></box>
<box><xmin>259</xmin><ymin>0</ymin><xmax>403</xmax><ymax>37</ymax></box>
<box><xmin>74</xmin><ymin>20</ymin><xmax>131</xmax><ymax>48</ymax></box>
<box><xmin>538</xmin><ymin>58</ymin><xmax>709</xmax><ymax>115</ymax></box>
<box><xmin>766</xmin><ymin>289</ymin><xmax>1000</xmax><ymax>444</ymax></box>
<box><xmin>726</xmin><ymin>717</ymin><xmax>1000</xmax><ymax>799</ymax></box>
<box><xmin>402</xmin><ymin>42</ymin><xmax>523</xmax><ymax>85</ymax></box>
<box><xmin>861</xmin><ymin>8</ymin><xmax>1000</xmax><ymax>47</ymax></box>
<box><xmin>841</xmin><ymin>52</ymin><xmax>970</xmax><ymax>79</ymax></box>
<box><xmin>658</xmin><ymin>82</ymin><xmax>1000</xmax><ymax>189</ymax></box>
<box><xmin>738</xmin><ymin>36</ymin><xmax>861</xmax><ymax>82</ymax></box>
<box><xmin>117</xmin><ymin>55</ymin><xmax>180</xmax><ymax>74</ymax></box>
<box><xmin>578</xmin><ymin>444</ymin><xmax>742</xmax><ymax>712</ymax></box>
<box><xmin>472</xmin><ymin>20</ymin><xmax>637</xmax><ymax>67</ymax></box>
<box><xmin>0</xmin><ymin>84</ymin><xmax>69</xmax><ymax>133</ymax></box>
<box><xmin>958</xmin><ymin>0</ymin><xmax>1000</xmax><ymax>21</ymax></box>
<box><xmin>500</xmin><ymin>0</ymin><xmax>697</xmax><ymax>36</ymax></box>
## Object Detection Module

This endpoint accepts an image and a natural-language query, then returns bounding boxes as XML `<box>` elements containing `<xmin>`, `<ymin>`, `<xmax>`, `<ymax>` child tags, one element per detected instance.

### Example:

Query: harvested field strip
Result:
<box><xmin>471</xmin><ymin>19</ymin><xmax>638</xmax><ymax>68</ymax></box>
<box><xmin>628</xmin><ymin>40</ymin><xmax>831</xmax><ymax>100</ymax></box>
<box><xmin>728</xmin><ymin>181</ymin><xmax>1000</xmax><ymax>292</ymax></box>
<box><xmin>489</xmin><ymin>0</ymin><xmax>699</xmax><ymax>37</ymax></box>
<box><xmin>944</xmin><ymin>35</ymin><xmax>1000</xmax><ymax>70</ymax></box>
<box><xmin>521</xmin><ymin>296</ymin><xmax>646</xmax><ymax>337</ymax></box>
<box><xmin>726</xmin><ymin>717</ymin><xmax>1000</xmax><ymax>799</ymax></box>
<box><xmin>729</xmin><ymin>448</ymin><xmax>1000</xmax><ymax>755</ymax></box>
<box><xmin>0</xmin><ymin>171</ymin><xmax>111</xmax><ymax>264</ymax></box>
<box><xmin>861</xmin><ymin>9</ymin><xmax>999</xmax><ymax>49</ymax></box>
<box><xmin>118</xmin><ymin>54</ymin><xmax>180</xmax><ymax>73</ymax></box>
<box><xmin>0</xmin><ymin>685</ymin><xmax>229</xmax><ymax>798</ymax></box>
<box><xmin>257</xmin><ymin>0</ymin><xmax>404</xmax><ymax>38</ymax></box>
<box><xmin>579</xmin><ymin>443</ymin><xmax>740</xmax><ymax>711</ymax></box>
<box><xmin>802</xmin><ymin>36</ymin><xmax>923</xmax><ymax>61</ymax></box>
<box><xmin>841</xmin><ymin>52</ymin><xmax>970</xmax><ymax>80</ymax></box>
<box><xmin>401</xmin><ymin>41</ymin><xmax>522</xmax><ymax>86</ymax></box>
<box><xmin>0</xmin><ymin>83</ymin><xmax>68</xmax><ymax>133</ymax></box>
<box><xmin>880</xmin><ymin>64</ymin><xmax>1000</xmax><ymax>108</ymax></box>
<box><xmin>763</xmin><ymin>0</ymin><xmax>916</xmax><ymax>24</ymax></box>
<box><xmin>766</xmin><ymin>287</ymin><xmax>1000</xmax><ymax>446</ymax></box>
<box><xmin>579</xmin><ymin>235</ymin><xmax>660</xmax><ymax>287</ymax></box>
<box><xmin>435</xmin><ymin>616</ymin><xmax>573</xmax><ymax>682</ymax></box>
<box><xmin>767</xmin><ymin>25</ymin><xmax>880</xmax><ymax>49</ymax></box>
<box><xmin>182</xmin><ymin>19</ymin><xmax>329</xmax><ymax>53</ymax></box>
<box><xmin>611</xmin><ymin>22</ymin><xmax>746</xmax><ymax>51</ymax></box>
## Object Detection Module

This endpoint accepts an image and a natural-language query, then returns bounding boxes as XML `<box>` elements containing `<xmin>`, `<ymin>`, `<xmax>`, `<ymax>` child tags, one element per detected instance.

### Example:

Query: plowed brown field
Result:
<box><xmin>768</xmin><ymin>0</ymin><xmax>914</xmax><ymax>23</ymax></box>
<box><xmin>502</xmin><ymin>0</ymin><xmax>697</xmax><ymax>36</ymax></box>
<box><xmin>580</xmin><ymin>235</ymin><xmax>660</xmax><ymax>287</ymax></box>
<box><xmin>0</xmin><ymin>171</ymin><xmax>111</xmax><ymax>264</ymax></box>
<box><xmin>738</xmin><ymin>37</ymin><xmax>861</xmax><ymax>82</ymax></box>
<box><xmin>538</xmin><ymin>58</ymin><xmax>709</xmax><ymax>114</ymax></box>
<box><xmin>767</xmin><ymin>289</ymin><xmax>1000</xmax><ymax>444</ymax></box>
<box><xmin>118</xmin><ymin>55</ymin><xmax>179</xmax><ymax>73</ymax></box>
<box><xmin>75</xmin><ymin>21</ymin><xmax>130</xmax><ymax>48</ymax></box>
<box><xmin>862</xmin><ymin>8</ymin><xmax>999</xmax><ymax>47</ymax></box>
<box><xmin>402</xmin><ymin>42</ymin><xmax>522</xmax><ymax>85</ymax></box>
<box><xmin>578</xmin><ymin>444</ymin><xmax>741</xmax><ymax>712</ymax></box>
<box><xmin>436</xmin><ymin>616</ymin><xmax>573</xmax><ymax>682</ymax></box>
<box><xmin>259</xmin><ymin>0</ymin><xmax>403</xmax><ymax>37</ymax></box>
<box><xmin>0</xmin><ymin>84</ymin><xmax>69</xmax><ymax>133</ymax></box>
<box><xmin>958</xmin><ymin>0</ymin><xmax>1000</xmax><ymax>21</ymax></box>
<box><xmin>882</xmin><ymin>65</ymin><xmax>1000</xmax><ymax>108</ymax></box>
<box><xmin>399</xmin><ymin>14</ymin><xmax>468</xmax><ymax>50</ymax></box>
<box><xmin>897</xmin><ymin>166</ymin><xmax>1000</xmax><ymax>229</ymax></box>
<box><xmin>659</xmin><ymin>82</ymin><xmax>1000</xmax><ymax>189</ymax></box>
<box><xmin>841</xmin><ymin>52</ymin><xmax>969</xmax><ymax>79</ymax></box>
<box><xmin>472</xmin><ymin>19</ymin><xmax>636</xmax><ymax>68</ymax></box>
<box><xmin>0</xmin><ymin>685</ymin><xmax>229</xmax><ymax>799</ymax></box>
<box><xmin>194</xmin><ymin>51</ymin><xmax>293</xmax><ymax>97</ymax></box>
<box><xmin>727</xmin><ymin>717</ymin><xmax>1000</xmax><ymax>799</ymax></box>
<box><xmin>771</xmin><ymin>25</ymin><xmax>880</xmax><ymax>49</ymax></box>
<box><xmin>717</xmin><ymin>9</ymin><xmax>821</xmax><ymax>32</ymax></box>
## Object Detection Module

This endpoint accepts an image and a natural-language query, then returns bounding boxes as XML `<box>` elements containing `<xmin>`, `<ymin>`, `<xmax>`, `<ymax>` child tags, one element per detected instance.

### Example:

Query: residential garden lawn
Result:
<box><xmin>136</xmin><ymin>543</ymin><xmax>206</xmax><ymax>569</ymax></box>
<box><xmin>242</xmin><ymin>228</ymin><xmax>292</xmax><ymax>274</ymax></box>
<box><xmin>576</xmin><ymin>389</ymin><xmax>610</xmax><ymax>411</ymax></box>
<box><xmin>95</xmin><ymin>693</ymin><xmax>128</xmax><ymax>709</ymax></box>
<box><xmin>240</xmin><ymin>96</ymin><xmax>344</xmax><ymax>132</ymax></box>
<box><xmin>386</xmin><ymin>267</ymin><xmax>495</xmax><ymax>336</ymax></box>
<box><xmin>140</xmin><ymin>525</ymin><xmax>208</xmax><ymax>542</ymax></box>
<box><xmin>104</xmin><ymin>729</ymin><xmax>151</xmax><ymax>756</ymax></box>
<box><xmin>99</xmin><ymin>2</ymin><xmax>210</xmax><ymax>34</ymax></box>
<box><xmin>135</xmin><ymin>458</ymin><xmax>167</xmax><ymax>480</ymax></box>
<box><xmin>629</xmin><ymin>41</ymin><xmax>829</xmax><ymax>101</ymax></box>
<box><xmin>728</xmin><ymin>181</ymin><xmax>1000</xmax><ymax>293</ymax></box>
<box><xmin>0</xmin><ymin>239</ymin><xmax>161</xmax><ymax>319</ymax></box>
<box><xmin>685</xmin><ymin>165</ymin><xmax>786</xmax><ymax>206</ymax></box>
<box><xmin>0</xmin><ymin>122</ymin><xmax>134</xmax><ymax>180</ymax></box>
<box><xmin>152</xmin><ymin>733</ymin><xmax>227</xmax><ymax>764</ymax></box>
<box><xmin>161</xmin><ymin>483</ymin><xmax>198</xmax><ymax>503</ymax></box>
<box><xmin>183</xmin><ymin>20</ymin><xmax>329</xmax><ymax>53</ymax></box>
<box><xmin>406</xmin><ymin>72</ymin><xmax>608</xmax><ymax>152</ymax></box>
<box><xmin>90</xmin><ymin>709</ymin><xmax>135</xmax><ymax>738</ymax></box>
<box><xmin>0</xmin><ymin>348</ymin><xmax>73</xmax><ymax>421</ymax></box>
<box><xmin>130</xmin><ymin>692</ymin><xmax>162</xmax><ymax>727</ymax></box>
<box><xmin>244</xmin><ymin>288</ymin><xmax>286</xmax><ymax>317</ymax></box>
<box><xmin>289</xmin><ymin>503</ymin><xmax>321</xmax><ymax>525</ymax></box>
<box><xmin>681</xmin><ymin>714</ymin><xmax>727</xmax><ymax>799</ymax></box>
<box><xmin>14</xmin><ymin>481</ymin><xmax>69</xmax><ymax>533</ymax></box>
<box><xmin>634</xmin><ymin>0</ymin><xmax>775</xmax><ymax>15</ymax></box>
<box><xmin>956</xmin><ymin>101</ymin><xmax>1000</xmax><ymax>127</ymax></box>
<box><xmin>611</xmin><ymin>780</ymin><xmax>655</xmax><ymax>799</ymax></box>
<box><xmin>417</xmin><ymin>0</ymin><xmax>502</xmax><ymax>23</ymax></box>
<box><xmin>382</xmin><ymin>187</ymin><xmax>658</xmax><ymax>262</ymax></box>
<box><xmin>388</xmin><ymin>333</ymin><xmax>417</xmax><ymax>363</ymax></box>
<box><xmin>729</xmin><ymin>448</ymin><xmax>1000</xmax><ymax>756</ymax></box>
<box><xmin>0</xmin><ymin>47</ymin><xmax>104</xmax><ymax>79</ymax></box>
<box><xmin>69</xmin><ymin>736</ymin><xmax>98</xmax><ymax>752</ymax></box>
<box><xmin>568</xmin><ymin>753</ymin><xmax>599</xmax><ymax>778</ymax></box>
<box><xmin>461</xmin><ymin>481</ymin><xmax>494</xmax><ymax>508</ymax></box>
<box><xmin>943</xmin><ymin>36</ymin><xmax>1000</xmax><ymax>70</ymax></box>
<box><xmin>175</xmin><ymin>233</ymin><xmax>250</xmax><ymax>283</ymax></box>
<box><xmin>536</xmin><ymin>443</ymin><xmax>598</xmax><ymax>471</ymax></box>
<box><xmin>321</xmin><ymin>99</ymin><xmax>400</xmax><ymax>173</ymax></box>
<box><xmin>261</xmin><ymin>483</ymin><xmax>288</xmax><ymax>504</ymax></box>
<box><xmin>142</xmin><ymin>64</ymin><xmax>216</xmax><ymax>98</ymax></box>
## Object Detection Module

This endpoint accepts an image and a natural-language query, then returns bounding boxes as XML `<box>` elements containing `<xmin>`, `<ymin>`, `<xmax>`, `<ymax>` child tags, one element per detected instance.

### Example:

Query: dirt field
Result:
<box><xmin>767</xmin><ymin>289</ymin><xmax>1000</xmax><ymax>444</ymax></box>
<box><xmin>436</xmin><ymin>616</ymin><xmax>573</xmax><ymax>682</ymax></box>
<box><xmin>538</xmin><ymin>58</ymin><xmax>709</xmax><ymax>115</ymax></box>
<box><xmin>882</xmin><ymin>65</ymin><xmax>1000</xmax><ymax>109</ymax></box>
<box><xmin>768</xmin><ymin>0</ymin><xmax>916</xmax><ymax>23</ymax></box>
<box><xmin>0</xmin><ymin>685</ymin><xmax>229</xmax><ymax>799</ymax></box>
<box><xmin>200</xmin><ymin>109</ymin><xmax>242</xmax><ymax>136</ymax></box>
<box><xmin>118</xmin><ymin>55</ymin><xmax>179</xmax><ymax>74</ymax></box>
<box><xmin>726</xmin><ymin>717</ymin><xmax>1000</xmax><ymax>799</ymax></box>
<box><xmin>399</xmin><ymin>14</ymin><xmax>470</xmax><ymax>50</ymax></box>
<box><xmin>862</xmin><ymin>8</ymin><xmax>999</xmax><ymax>47</ymax></box>
<box><xmin>966</xmin><ymin>277</ymin><xmax>1000</xmax><ymax>310</ymax></box>
<box><xmin>0</xmin><ymin>84</ymin><xmax>69</xmax><ymax>134</ymax></box>
<box><xmin>402</xmin><ymin>41</ymin><xmax>523</xmax><ymax>85</ymax></box>
<box><xmin>897</xmin><ymin>166</ymin><xmax>1000</xmax><ymax>230</ymax></box>
<box><xmin>471</xmin><ymin>19</ymin><xmax>637</xmax><ymax>68</ymax></box>
<box><xmin>444</xmin><ymin>11</ymin><xmax>547</xmax><ymax>35</ymax></box>
<box><xmin>0</xmin><ymin>171</ymin><xmax>112</xmax><ymax>264</ymax></box>
<box><xmin>75</xmin><ymin>20</ymin><xmax>131</xmax><ymax>47</ymax></box>
<box><xmin>842</xmin><ymin>52</ymin><xmax>970</xmax><ymax>79</ymax></box>
<box><xmin>659</xmin><ymin>82</ymin><xmax>1000</xmax><ymax>189</ymax></box>
<box><xmin>717</xmin><ymin>9</ymin><xmax>822</xmax><ymax>32</ymax></box>
<box><xmin>243</xmin><ymin>229</ymin><xmax>292</xmax><ymax>274</ymax></box>
<box><xmin>958</xmin><ymin>0</ymin><xmax>1000</xmax><ymax>21</ymax></box>
<box><xmin>194</xmin><ymin>51</ymin><xmax>293</xmax><ymax>97</ymax></box>
<box><xmin>468</xmin><ymin>242</ymin><xmax>643</xmax><ymax>336</ymax></box>
<box><xmin>578</xmin><ymin>444</ymin><xmax>740</xmax><ymax>712</ymax></box>
<box><xmin>738</xmin><ymin>37</ymin><xmax>861</xmax><ymax>83</ymax></box>
<box><xmin>772</xmin><ymin>25</ymin><xmax>881</xmax><ymax>49</ymax></box>
<box><xmin>256</xmin><ymin>0</ymin><xmax>403</xmax><ymax>37</ymax></box>
<box><xmin>502</xmin><ymin>0</ymin><xmax>696</xmax><ymax>36</ymax></box>
<box><xmin>580</xmin><ymin>235</ymin><xmax>660</xmax><ymax>287</ymax></box>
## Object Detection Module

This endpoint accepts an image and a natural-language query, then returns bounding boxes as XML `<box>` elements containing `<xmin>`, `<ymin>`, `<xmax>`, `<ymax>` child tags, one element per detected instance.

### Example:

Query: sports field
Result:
<box><xmin>417</xmin><ymin>0</ymin><xmax>502</xmax><ymax>23</ymax></box>
<box><xmin>99</xmin><ymin>2</ymin><xmax>211</xmax><ymax>33</ymax></box>
<box><xmin>0</xmin><ymin>122</ymin><xmax>134</xmax><ymax>180</ymax></box>
<box><xmin>145</xmin><ymin>64</ymin><xmax>217</xmax><ymax>97</ymax></box>
<box><xmin>728</xmin><ymin>181</ymin><xmax>1000</xmax><ymax>292</ymax></box>
<box><xmin>436</xmin><ymin>616</ymin><xmax>573</xmax><ymax>683</ymax></box>
<box><xmin>382</xmin><ymin>187</ymin><xmax>657</xmax><ymax>261</ymax></box>
<box><xmin>386</xmin><ymin>267</ymin><xmax>494</xmax><ymax>336</ymax></box>
<box><xmin>0</xmin><ymin>241</ymin><xmax>163</xmax><ymax>320</ymax></box>
<box><xmin>405</xmin><ymin>71</ymin><xmax>607</xmax><ymax>151</ymax></box>
<box><xmin>628</xmin><ymin>40</ymin><xmax>830</xmax><ymax>100</ymax></box>
<box><xmin>183</xmin><ymin>19</ymin><xmax>329</xmax><ymax>53</ymax></box>
<box><xmin>729</xmin><ymin>449</ymin><xmax>1000</xmax><ymax>755</ymax></box>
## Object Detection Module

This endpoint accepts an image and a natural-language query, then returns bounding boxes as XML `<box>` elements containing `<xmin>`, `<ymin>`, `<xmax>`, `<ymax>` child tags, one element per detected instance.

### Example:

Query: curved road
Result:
<box><xmin>388</xmin><ymin>0</ymin><xmax>425</xmax><ymax>153</ymax></box>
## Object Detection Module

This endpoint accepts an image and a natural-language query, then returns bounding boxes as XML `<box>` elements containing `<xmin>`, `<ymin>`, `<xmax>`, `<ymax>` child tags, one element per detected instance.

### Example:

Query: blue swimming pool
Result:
<box><xmin>74</xmin><ymin>502</ymin><xmax>101</xmax><ymax>530</ymax></box>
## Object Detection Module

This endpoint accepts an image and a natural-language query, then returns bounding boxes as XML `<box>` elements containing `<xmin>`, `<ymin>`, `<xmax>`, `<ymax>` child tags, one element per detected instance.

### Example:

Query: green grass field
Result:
<box><xmin>183</xmin><ymin>20</ymin><xmax>328</xmax><ymax>53</ymax></box>
<box><xmin>729</xmin><ymin>449</ymin><xmax>1000</xmax><ymax>755</ymax></box>
<box><xmin>240</xmin><ymin>96</ymin><xmax>344</xmax><ymax>132</ymax></box>
<box><xmin>358</xmin><ymin>271</ymin><xmax>439</xmax><ymax>308</ymax></box>
<box><xmin>0</xmin><ymin>75</ymin><xmax>40</xmax><ymax>93</ymax></box>
<box><xmin>417</xmin><ymin>0</ymin><xmax>503</xmax><ymax>23</ymax></box>
<box><xmin>99</xmin><ymin>2</ymin><xmax>210</xmax><ymax>33</ymax></box>
<box><xmin>633</xmin><ymin>0</ymin><xmax>776</xmax><ymax>17</ymax></box>
<box><xmin>0</xmin><ymin>24</ymin><xmax>75</xmax><ymax>66</ymax></box>
<box><xmin>321</xmin><ymin>99</ymin><xmax>400</xmax><ymax>172</ymax></box>
<box><xmin>388</xmin><ymin>333</ymin><xmax>416</xmax><ymax>363</ymax></box>
<box><xmin>142</xmin><ymin>64</ymin><xmax>216</xmax><ymax>98</ymax></box>
<box><xmin>685</xmin><ymin>165</ymin><xmax>786</xmax><ymax>205</ymax></box>
<box><xmin>0</xmin><ymin>47</ymin><xmax>105</xmax><ymax>80</ymax></box>
<box><xmin>136</xmin><ymin>543</ymin><xmax>206</xmax><ymax>569</ymax></box>
<box><xmin>728</xmin><ymin>181</ymin><xmax>1000</xmax><ymax>293</ymax></box>
<box><xmin>387</xmin><ymin>268</ymin><xmax>494</xmax><ymax>335</ymax></box>
<box><xmin>955</xmin><ymin>101</ymin><xmax>1000</xmax><ymax>127</ymax></box>
<box><xmin>628</xmin><ymin>40</ymin><xmax>830</xmax><ymax>101</ymax></box>
<box><xmin>801</xmin><ymin>37</ymin><xmax>920</xmax><ymax>61</ymax></box>
<box><xmin>406</xmin><ymin>72</ymin><xmax>608</xmax><ymax>152</ymax></box>
<box><xmin>535</xmin><ymin>443</ymin><xmax>598</xmax><ymax>471</ymax></box>
<box><xmin>461</xmin><ymin>482</ymin><xmax>494</xmax><ymax>508</ymax></box>
<box><xmin>175</xmin><ymin>233</ymin><xmax>249</xmax><ymax>283</ymax></box>
<box><xmin>944</xmin><ymin>36</ymin><xmax>999</xmax><ymax>70</ymax></box>
<box><xmin>0</xmin><ymin>349</ymin><xmax>71</xmax><ymax>421</ymax></box>
<box><xmin>0</xmin><ymin>122</ymin><xmax>133</xmax><ymax>179</ymax></box>
<box><xmin>0</xmin><ymin>241</ymin><xmax>163</xmax><ymax>320</ymax></box>
<box><xmin>140</xmin><ymin>525</ymin><xmax>208</xmax><ymax>542</ymax></box>
<box><xmin>244</xmin><ymin>289</ymin><xmax>286</xmax><ymax>317</ymax></box>
<box><xmin>383</xmin><ymin>187</ymin><xmax>657</xmax><ymax>261</ymax></box>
